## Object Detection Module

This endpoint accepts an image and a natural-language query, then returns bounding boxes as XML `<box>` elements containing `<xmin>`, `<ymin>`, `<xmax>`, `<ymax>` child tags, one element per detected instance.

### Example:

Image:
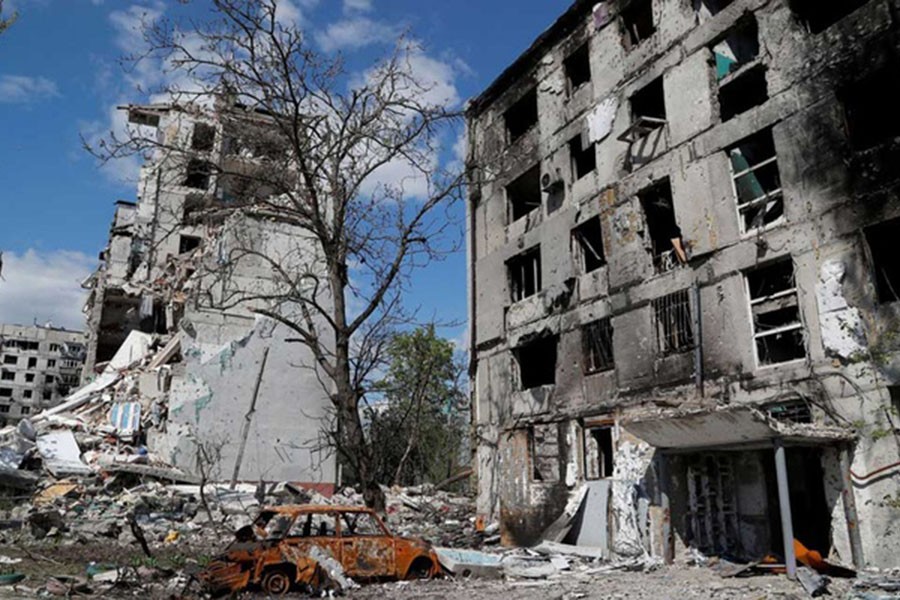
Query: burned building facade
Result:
<box><xmin>0</xmin><ymin>324</ymin><xmax>85</xmax><ymax>424</ymax></box>
<box><xmin>83</xmin><ymin>100</ymin><xmax>336</xmax><ymax>490</ymax></box>
<box><xmin>467</xmin><ymin>0</ymin><xmax>900</xmax><ymax>570</ymax></box>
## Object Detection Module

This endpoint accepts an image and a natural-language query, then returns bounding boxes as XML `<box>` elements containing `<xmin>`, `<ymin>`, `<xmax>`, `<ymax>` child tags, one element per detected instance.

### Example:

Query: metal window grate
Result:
<box><xmin>653</xmin><ymin>290</ymin><xmax>695</xmax><ymax>355</ymax></box>
<box><xmin>582</xmin><ymin>318</ymin><xmax>614</xmax><ymax>373</ymax></box>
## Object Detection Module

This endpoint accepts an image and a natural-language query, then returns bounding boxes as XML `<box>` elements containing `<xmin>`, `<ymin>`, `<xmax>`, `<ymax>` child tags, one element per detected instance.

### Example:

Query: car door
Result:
<box><xmin>282</xmin><ymin>511</ymin><xmax>342</xmax><ymax>566</ymax></box>
<box><xmin>338</xmin><ymin>511</ymin><xmax>396</xmax><ymax>579</ymax></box>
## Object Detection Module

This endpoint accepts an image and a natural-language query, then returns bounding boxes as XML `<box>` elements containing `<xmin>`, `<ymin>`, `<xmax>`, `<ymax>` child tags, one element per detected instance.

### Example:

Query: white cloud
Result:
<box><xmin>342</xmin><ymin>0</ymin><xmax>372</xmax><ymax>13</ymax></box>
<box><xmin>0</xmin><ymin>75</ymin><xmax>59</xmax><ymax>103</ymax></box>
<box><xmin>272</xmin><ymin>0</ymin><xmax>319</xmax><ymax>28</ymax></box>
<box><xmin>81</xmin><ymin>103</ymin><xmax>144</xmax><ymax>184</ymax></box>
<box><xmin>108</xmin><ymin>2</ymin><xmax>166</xmax><ymax>92</ymax></box>
<box><xmin>315</xmin><ymin>16</ymin><xmax>400</xmax><ymax>52</ymax></box>
<box><xmin>0</xmin><ymin>250</ymin><xmax>94</xmax><ymax>331</ymax></box>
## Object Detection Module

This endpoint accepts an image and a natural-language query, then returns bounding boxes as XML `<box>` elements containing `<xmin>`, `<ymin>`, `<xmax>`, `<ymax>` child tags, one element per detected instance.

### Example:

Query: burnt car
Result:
<box><xmin>199</xmin><ymin>505</ymin><xmax>441</xmax><ymax>596</ymax></box>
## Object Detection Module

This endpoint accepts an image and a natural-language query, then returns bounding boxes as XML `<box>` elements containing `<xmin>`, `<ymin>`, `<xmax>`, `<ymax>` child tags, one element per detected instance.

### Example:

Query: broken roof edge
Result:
<box><xmin>622</xmin><ymin>404</ymin><xmax>856</xmax><ymax>451</ymax></box>
<box><xmin>466</xmin><ymin>0</ymin><xmax>595</xmax><ymax>119</ymax></box>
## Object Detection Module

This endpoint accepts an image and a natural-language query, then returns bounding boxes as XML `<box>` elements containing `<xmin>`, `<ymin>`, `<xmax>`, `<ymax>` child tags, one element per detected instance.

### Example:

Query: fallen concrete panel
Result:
<box><xmin>434</xmin><ymin>548</ymin><xmax>503</xmax><ymax>578</ymax></box>
<box><xmin>36</xmin><ymin>431</ymin><xmax>91</xmax><ymax>477</ymax></box>
<box><xmin>532</xmin><ymin>541</ymin><xmax>606</xmax><ymax>560</ymax></box>
<box><xmin>97</xmin><ymin>461</ymin><xmax>200</xmax><ymax>484</ymax></box>
<box><xmin>540</xmin><ymin>485</ymin><xmax>587</xmax><ymax>542</ymax></box>
<box><xmin>572</xmin><ymin>479</ymin><xmax>610</xmax><ymax>554</ymax></box>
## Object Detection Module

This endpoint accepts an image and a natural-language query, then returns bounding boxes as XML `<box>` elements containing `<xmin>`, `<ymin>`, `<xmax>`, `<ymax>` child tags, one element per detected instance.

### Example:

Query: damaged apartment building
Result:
<box><xmin>466</xmin><ymin>0</ymin><xmax>900</xmax><ymax>572</ymax></box>
<box><xmin>82</xmin><ymin>99</ymin><xmax>335</xmax><ymax>490</ymax></box>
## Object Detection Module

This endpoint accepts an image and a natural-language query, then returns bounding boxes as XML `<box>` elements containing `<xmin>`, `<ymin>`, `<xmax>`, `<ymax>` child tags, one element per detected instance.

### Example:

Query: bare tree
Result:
<box><xmin>0</xmin><ymin>0</ymin><xmax>16</xmax><ymax>35</ymax></box>
<box><xmin>87</xmin><ymin>0</ymin><xmax>463</xmax><ymax>510</ymax></box>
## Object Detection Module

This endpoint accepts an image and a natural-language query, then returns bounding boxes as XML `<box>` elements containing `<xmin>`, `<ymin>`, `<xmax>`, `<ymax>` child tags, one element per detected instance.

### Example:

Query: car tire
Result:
<box><xmin>407</xmin><ymin>558</ymin><xmax>434</xmax><ymax>580</ymax></box>
<box><xmin>261</xmin><ymin>566</ymin><xmax>293</xmax><ymax>596</ymax></box>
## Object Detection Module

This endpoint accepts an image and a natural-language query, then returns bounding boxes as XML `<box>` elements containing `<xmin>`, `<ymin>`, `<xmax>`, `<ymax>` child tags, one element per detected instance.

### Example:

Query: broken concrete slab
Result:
<box><xmin>36</xmin><ymin>431</ymin><xmax>90</xmax><ymax>477</ymax></box>
<box><xmin>532</xmin><ymin>541</ymin><xmax>606</xmax><ymax>561</ymax></box>
<box><xmin>434</xmin><ymin>548</ymin><xmax>503</xmax><ymax>579</ymax></box>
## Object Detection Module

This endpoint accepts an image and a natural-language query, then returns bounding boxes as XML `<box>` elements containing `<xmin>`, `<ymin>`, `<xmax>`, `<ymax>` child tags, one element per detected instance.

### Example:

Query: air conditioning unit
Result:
<box><xmin>541</xmin><ymin>171</ymin><xmax>563</xmax><ymax>192</ymax></box>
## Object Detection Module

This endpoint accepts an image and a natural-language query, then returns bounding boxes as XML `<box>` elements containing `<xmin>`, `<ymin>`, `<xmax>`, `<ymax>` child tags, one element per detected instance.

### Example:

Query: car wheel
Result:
<box><xmin>261</xmin><ymin>567</ymin><xmax>293</xmax><ymax>596</ymax></box>
<box><xmin>407</xmin><ymin>558</ymin><xmax>434</xmax><ymax>580</ymax></box>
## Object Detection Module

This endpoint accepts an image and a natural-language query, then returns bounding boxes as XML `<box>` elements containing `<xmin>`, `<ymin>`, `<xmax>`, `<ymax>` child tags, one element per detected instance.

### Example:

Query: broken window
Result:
<box><xmin>620</xmin><ymin>0</ymin><xmax>656</xmax><ymax>50</ymax></box>
<box><xmin>529</xmin><ymin>424</ymin><xmax>560</xmax><ymax>482</ymax></box>
<box><xmin>2</xmin><ymin>356</ymin><xmax>15</xmax><ymax>365</ymax></box>
<box><xmin>711</xmin><ymin>17</ymin><xmax>759</xmax><ymax>82</ymax></box>
<box><xmin>25</xmin><ymin>374</ymin><xmax>34</xmax><ymax>383</ymax></box>
<box><xmin>728</xmin><ymin>128</ymin><xmax>784</xmax><ymax>233</ymax></box>
<box><xmin>789</xmin><ymin>0</ymin><xmax>870</xmax><ymax>34</ymax></box>
<box><xmin>840</xmin><ymin>66</ymin><xmax>900</xmax><ymax>151</ymax></box>
<box><xmin>653</xmin><ymin>289</ymin><xmax>695</xmax><ymax>355</ymax></box>
<box><xmin>20</xmin><ymin>406</ymin><xmax>30</xmax><ymax>415</ymax></box>
<box><xmin>619</xmin><ymin>76</ymin><xmax>666</xmax><ymax>143</ymax></box>
<box><xmin>0</xmin><ymin>405</ymin><xmax>8</xmax><ymax>413</ymax></box>
<box><xmin>746</xmin><ymin>259</ymin><xmax>806</xmax><ymax>365</ymax></box>
<box><xmin>48</xmin><ymin>343</ymin><xmax>59</xmax><ymax>352</ymax></box>
<box><xmin>564</xmin><ymin>42</ymin><xmax>592</xmax><ymax>92</ymax></box>
<box><xmin>23</xmin><ymin>390</ymin><xmax>32</xmax><ymax>399</ymax></box>
<box><xmin>864</xmin><ymin>216</ymin><xmax>900</xmax><ymax>303</ymax></box>
<box><xmin>341</xmin><ymin>512</ymin><xmax>384</xmax><ymax>537</ymax></box>
<box><xmin>766</xmin><ymin>400</ymin><xmax>812</xmax><ymax>424</ymax></box>
<box><xmin>47</xmin><ymin>359</ymin><xmax>55</xmax><ymax>368</ymax></box>
<box><xmin>0</xmin><ymin>372</ymin><xmax>13</xmax><ymax>381</ymax></box>
<box><xmin>582</xmin><ymin>318</ymin><xmax>614</xmax><ymax>373</ymax></box>
<box><xmin>508</xmin><ymin>246</ymin><xmax>542</xmax><ymax>303</ymax></box>
<box><xmin>184</xmin><ymin>159</ymin><xmax>213</xmax><ymax>190</ymax></box>
<box><xmin>27</xmin><ymin>357</ymin><xmax>37</xmax><ymax>369</ymax></box>
<box><xmin>506</xmin><ymin>165</ymin><xmax>542</xmax><ymax>223</ymax></box>
<box><xmin>288</xmin><ymin>512</ymin><xmax>338</xmax><ymax>538</ymax></box>
<box><xmin>42</xmin><ymin>390</ymin><xmax>51</xmax><ymax>401</ymax></box>
<box><xmin>179</xmin><ymin>235</ymin><xmax>202</xmax><ymax>254</ymax></box>
<box><xmin>0</xmin><ymin>389</ymin><xmax>11</xmax><ymax>398</ymax></box>
<box><xmin>191</xmin><ymin>122</ymin><xmax>216</xmax><ymax>152</ymax></box>
<box><xmin>569</xmin><ymin>134</ymin><xmax>597</xmax><ymax>180</ymax></box>
<box><xmin>45</xmin><ymin>375</ymin><xmax>54</xmax><ymax>385</ymax></box>
<box><xmin>639</xmin><ymin>178</ymin><xmax>687</xmax><ymax>273</ymax></box>
<box><xmin>584</xmin><ymin>425</ymin><xmax>614</xmax><ymax>479</ymax></box>
<box><xmin>515</xmin><ymin>335</ymin><xmax>558</xmax><ymax>389</ymax></box>
<box><xmin>719</xmin><ymin>64</ymin><xmax>768</xmax><ymax>121</ymax></box>
<box><xmin>504</xmin><ymin>87</ymin><xmax>538</xmax><ymax>143</ymax></box>
<box><xmin>572</xmin><ymin>217</ymin><xmax>606</xmax><ymax>274</ymax></box>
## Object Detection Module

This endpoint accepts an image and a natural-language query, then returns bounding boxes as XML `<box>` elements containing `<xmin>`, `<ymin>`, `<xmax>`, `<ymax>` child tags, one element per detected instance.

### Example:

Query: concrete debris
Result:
<box><xmin>796</xmin><ymin>565</ymin><xmax>829</xmax><ymax>597</ymax></box>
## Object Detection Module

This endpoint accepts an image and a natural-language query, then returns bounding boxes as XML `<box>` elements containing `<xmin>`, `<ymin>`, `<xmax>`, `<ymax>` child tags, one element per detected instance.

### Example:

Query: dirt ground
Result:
<box><xmin>0</xmin><ymin>541</ymin><xmax>858</xmax><ymax>600</ymax></box>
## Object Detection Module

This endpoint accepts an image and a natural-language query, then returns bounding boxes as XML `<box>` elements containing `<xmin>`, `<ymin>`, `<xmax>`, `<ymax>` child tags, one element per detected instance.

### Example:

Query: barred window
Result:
<box><xmin>653</xmin><ymin>290</ymin><xmax>695</xmax><ymax>355</ymax></box>
<box><xmin>582</xmin><ymin>318</ymin><xmax>614</xmax><ymax>373</ymax></box>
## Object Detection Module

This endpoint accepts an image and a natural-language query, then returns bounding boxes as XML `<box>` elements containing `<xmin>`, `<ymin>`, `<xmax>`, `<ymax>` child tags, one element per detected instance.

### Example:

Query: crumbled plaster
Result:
<box><xmin>588</xmin><ymin>96</ymin><xmax>618</xmax><ymax>143</ymax></box>
<box><xmin>816</xmin><ymin>260</ymin><xmax>867</xmax><ymax>360</ymax></box>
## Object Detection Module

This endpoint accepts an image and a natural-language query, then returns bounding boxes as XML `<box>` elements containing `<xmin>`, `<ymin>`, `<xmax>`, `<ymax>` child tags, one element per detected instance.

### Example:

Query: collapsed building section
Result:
<box><xmin>80</xmin><ymin>100</ymin><xmax>335</xmax><ymax>490</ymax></box>
<box><xmin>466</xmin><ymin>0</ymin><xmax>900</xmax><ymax>571</ymax></box>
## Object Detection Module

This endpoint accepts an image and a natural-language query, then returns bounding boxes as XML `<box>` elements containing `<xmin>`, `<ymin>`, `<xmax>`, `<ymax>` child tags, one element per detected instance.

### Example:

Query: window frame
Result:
<box><xmin>743</xmin><ymin>259</ymin><xmax>807</xmax><ymax>369</ymax></box>
<box><xmin>582</xmin><ymin>317</ymin><xmax>615</xmax><ymax>374</ymax></box>
<box><xmin>726</xmin><ymin>129</ymin><xmax>785</xmax><ymax>236</ymax></box>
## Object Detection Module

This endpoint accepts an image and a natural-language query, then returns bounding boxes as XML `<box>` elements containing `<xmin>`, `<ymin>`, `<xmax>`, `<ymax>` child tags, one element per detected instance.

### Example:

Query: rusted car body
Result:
<box><xmin>200</xmin><ymin>505</ymin><xmax>441</xmax><ymax>596</ymax></box>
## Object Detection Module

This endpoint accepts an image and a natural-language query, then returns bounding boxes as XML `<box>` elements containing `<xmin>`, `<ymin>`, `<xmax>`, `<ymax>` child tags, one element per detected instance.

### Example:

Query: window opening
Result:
<box><xmin>728</xmin><ymin>128</ymin><xmax>783</xmax><ymax>233</ymax></box>
<box><xmin>179</xmin><ymin>235</ymin><xmax>202</xmax><ymax>254</ymax></box>
<box><xmin>184</xmin><ymin>159</ymin><xmax>213</xmax><ymax>190</ymax></box>
<box><xmin>505</xmin><ymin>88</ymin><xmax>538</xmax><ymax>142</ymax></box>
<box><xmin>47</xmin><ymin>359</ymin><xmax>56</xmax><ymax>368</ymax></box>
<box><xmin>639</xmin><ymin>178</ymin><xmax>687</xmax><ymax>273</ymax></box>
<box><xmin>27</xmin><ymin>357</ymin><xmax>37</xmax><ymax>369</ymax></box>
<box><xmin>746</xmin><ymin>259</ymin><xmax>806</xmax><ymax>365</ymax></box>
<box><xmin>191</xmin><ymin>122</ymin><xmax>216</xmax><ymax>152</ymax></box>
<box><xmin>341</xmin><ymin>512</ymin><xmax>385</xmax><ymax>536</ymax></box>
<box><xmin>864</xmin><ymin>216</ymin><xmax>900</xmax><ymax>303</ymax></box>
<box><xmin>711</xmin><ymin>17</ymin><xmax>759</xmax><ymax>81</ymax></box>
<box><xmin>789</xmin><ymin>0</ymin><xmax>870</xmax><ymax>34</ymax></box>
<box><xmin>529</xmin><ymin>424</ymin><xmax>560</xmax><ymax>482</ymax></box>
<box><xmin>23</xmin><ymin>390</ymin><xmax>32</xmax><ymax>399</ymax></box>
<box><xmin>584</xmin><ymin>426</ymin><xmax>614</xmax><ymax>479</ymax></box>
<box><xmin>582</xmin><ymin>318</ymin><xmax>614</xmax><ymax>373</ymax></box>
<box><xmin>565</xmin><ymin>42</ymin><xmax>592</xmax><ymax>91</ymax></box>
<box><xmin>570</xmin><ymin>134</ymin><xmax>597</xmax><ymax>180</ymax></box>
<box><xmin>572</xmin><ymin>217</ymin><xmax>606</xmax><ymax>273</ymax></box>
<box><xmin>516</xmin><ymin>335</ymin><xmax>558</xmax><ymax>389</ymax></box>
<box><xmin>0</xmin><ymin>405</ymin><xmax>9</xmax><ymax>413</ymax></box>
<box><xmin>619</xmin><ymin>77</ymin><xmax>666</xmax><ymax>143</ymax></box>
<box><xmin>0</xmin><ymin>389</ymin><xmax>11</xmax><ymax>398</ymax></box>
<box><xmin>840</xmin><ymin>66</ymin><xmax>900</xmax><ymax>151</ymax></box>
<box><xmin>719</xmin><ymin>64</ymin><xmax>768</xmax><ymax>121</ymax></box>
<box><xmin>25</xmin><ymin>374</ymin><xmax>34</xmax><ymax>383</ymax></box>
<box><xmin>2</xmin><ymin>356</ymin><xmax>15</xmax><ymax>365</ymax></box>
<box><xmin>507</xmin><ymin>165</ymin><xmax>542</xmax><ymax>223</ymax></box>
<box><xmin>766</xmin><ymin>400</ymin><xmax>812</xmax><ymax>424</ymax></box>
<box><xmin>508</xmin><ymin>246</ymin><xmax>542</xmax><ymax>303</ymax></box>
<box><xmin>621</xmin><ymin>0</ymin><xmax>656</xmax><ymax>50</ymax></box>
<box><xmin>21</xmin><ymin>406</ymin><xmax>30</xmax><ymax>415</ymax></box>
<box><xmin>653</xmin><ymin>289</ymin><xmax>695</xmax><ymax>355</ymax></box>
<box><xmin>1</xmin><ymin>372</ymin><xmax>13</xmax><ymax>381</ymax></box>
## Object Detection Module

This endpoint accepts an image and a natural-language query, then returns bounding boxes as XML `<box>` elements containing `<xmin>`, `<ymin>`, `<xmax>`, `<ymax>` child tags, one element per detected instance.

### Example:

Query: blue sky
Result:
<box><xmin>0</xmin><ymin>0</ymin><xmax>569</xmax><ymax>339</ymax></box>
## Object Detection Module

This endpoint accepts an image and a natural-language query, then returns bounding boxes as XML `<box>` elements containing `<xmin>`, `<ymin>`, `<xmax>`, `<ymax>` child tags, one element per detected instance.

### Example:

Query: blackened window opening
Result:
<box><xmin>746</xmin><ymin>259</ymin><xmax>806</xmax><ymax>365</ymax></box>
<box><xmin>570</xmin><ymin>135</ymin><xmax>597</xmax><ymax>180</ymax></box>
<box><xmin>585</xmin><ymin>427</ymin><xmax>614</xmax><ymax>479</ymax></box>
<box><xmin>631</xmin><ymin>76</ymin><xmax>666</xmax><ymax>122</ymax></box>
<box><xmin>653</xmin><ymin>290</ymin><xmax>695</xmax><ymax>355</ymax></box>
<box><xmin>505</xmin><ymin>88</ymin><xmax>538</xmax><ymax>142</ymax></box>
<box><xmin>565</xmin><ymin>42</ymin><xmax>592</xmax><ymax>90</ymax></box>
<box><xmin>191</xmin><ymin>123</ymin><xmax>216</xmax><ymax>152</ymax></box>
<box><xmin>517</xmin><ymin>336</ymin><xmax>558</xmax><ymax>389</ymax></box>
<box><xmin>583</xmin><ymin>318</ymin><xmax>614</xmax><ymax>373</ymax></box>
<box><xmin>841</xmin><ymin>66</ymin><xmax>900</xmax><ymax>151</ymax></box>
<box><xmin>572</xmin><ymin>217</ymin><xmax>606</xmax><ymax>273</ymax></box>
<box><xmin>865</xmin><ymin>216</ymin><xmax>900</xmax><ymax>303</ymax></box>
<box><xmin>719</xmin><ymin>64</ymin><xmax>768</xmax><ymax>121</ymax></box>
<box><xmin>789</xmin><ymin>0</ymin><xmax>870</xmax><ymax>34</ymax></box>
<box><xmin>711</xmin><ymin>17</ymin><xmax>759</xmax><ymax>81</ymax></box>
<box><xmin>508</xmin><ymin>246</ymin><xmax>541</xmax><ymax>302</ymax></box>
<box><xmin>728</xmin><ymin>128</ymin><xmax>783</xmax><ymax>232</ymax></box>
<box><xmin>179</xmin><ymin>235</ymin><xmax>202</xmax><ymax>254</ymax></box>
<box><xmin>507</xmin><ymin>165</ymin><xmax>542</xmax><ymax>223</ymax></box>
<box><xmin>184</xmin><ymin>159</ymin><xmax>212</xmax><ymax>190</ymax></box>
<box><xmin>639</xmin><ymin>178</ymin><xmax>684</xmax><ymax>272</ymax></box>
<box><xmin>621</xmin><ymin>0</ymin><xmax>656</xmax><ymax>49</ymax></box>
